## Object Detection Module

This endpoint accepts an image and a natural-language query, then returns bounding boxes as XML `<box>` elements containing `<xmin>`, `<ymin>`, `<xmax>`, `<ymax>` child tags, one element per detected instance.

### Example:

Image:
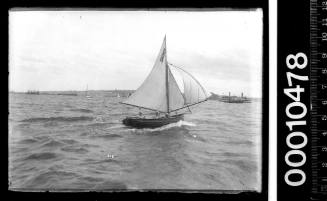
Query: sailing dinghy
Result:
<box><xmin>120</xmin><ymin>36</ymin><xmax>208</xmax><ymax>128</ymax></box>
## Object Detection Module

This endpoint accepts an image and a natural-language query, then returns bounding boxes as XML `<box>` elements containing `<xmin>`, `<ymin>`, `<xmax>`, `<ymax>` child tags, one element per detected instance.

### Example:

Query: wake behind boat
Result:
<box><xmin>120</xmin><ymin>36</ymin><xmax>208</xmax><ymax>128</ymax></box>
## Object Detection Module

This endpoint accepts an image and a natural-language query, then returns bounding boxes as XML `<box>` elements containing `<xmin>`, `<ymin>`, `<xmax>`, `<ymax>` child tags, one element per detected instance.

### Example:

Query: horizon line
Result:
<box><xmin>9</xmin><ymin>90</ymin><xmax>262</xmax><ymax>98</ymax></box>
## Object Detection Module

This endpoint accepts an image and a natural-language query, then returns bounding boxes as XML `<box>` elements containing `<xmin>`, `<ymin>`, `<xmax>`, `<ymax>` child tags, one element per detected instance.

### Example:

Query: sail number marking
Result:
<box><xmin>283</xmin><ymin>52</ymin><xmax>309</xmax><ymax>187</ymax></box>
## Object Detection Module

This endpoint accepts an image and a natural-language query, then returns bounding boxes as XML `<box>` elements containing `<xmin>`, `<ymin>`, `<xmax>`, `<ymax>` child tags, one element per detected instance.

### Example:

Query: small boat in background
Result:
<box><xmin>85</xmin><ymin>85</ymin><xmax>92</xmax><ymax>99</ymax></box>
<box><xmin>120</xmin><ymin>36</ymin><xmax>208</xmax><ymax>128</ymax></box>
<box><xmin>114</xmin><ymin>89</ymin><xmax>121</xmax><ymax>98</ymax></box>
<box><xmin>57</xmin><ymin>92</ymin><xmax>77</xmax><ymax>96</ymax></box>
<box><xmin>26</xmin><ymin>90</ymin><xmax>40</xmax><ymax>95</ymax></box>
<box><xmin>218</xmin><ymin>92</ymin><xmax>251</xmax><ymax>103</ymax></box>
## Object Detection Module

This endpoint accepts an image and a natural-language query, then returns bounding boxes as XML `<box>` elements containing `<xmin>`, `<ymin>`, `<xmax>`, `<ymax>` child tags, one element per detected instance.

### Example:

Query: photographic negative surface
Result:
<box><xmin>9</xmin><ymin>9</ymin><xmax>264</xmax><ymax>192</ymax></box>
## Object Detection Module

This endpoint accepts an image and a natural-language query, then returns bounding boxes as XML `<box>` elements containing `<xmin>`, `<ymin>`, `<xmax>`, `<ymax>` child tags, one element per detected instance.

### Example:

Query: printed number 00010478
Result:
<box><xmin>283</xmin><ymin>52</ymin><xmax>309</xmax><ymax>187</ymax></box>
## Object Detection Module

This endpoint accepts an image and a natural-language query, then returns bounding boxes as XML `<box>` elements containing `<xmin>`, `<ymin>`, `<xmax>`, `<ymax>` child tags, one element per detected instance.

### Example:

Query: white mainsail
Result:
<box><xmin>168</xmin><ymin>63</ymin><xmax>208</xmax><ymax>106</ymax></box>
<box><xmin>122</xmin><ymin>36</ymin><xmax>207</xmax><ymax>113</ymax></box>
<box><xmin>85</xmin><ymin>84</ymin><xmax>91</xmax><ymax>97</ymax></box>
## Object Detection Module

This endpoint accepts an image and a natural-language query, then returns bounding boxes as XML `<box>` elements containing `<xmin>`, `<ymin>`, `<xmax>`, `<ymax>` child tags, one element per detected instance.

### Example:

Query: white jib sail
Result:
<box><xmin>168</xmin><ymin>67</ymin><xmax>185</xmax><ymax>111</ymax></box>
<box><xmin>122</xmin><ymin>37</ymin><xmax>184</xmax><ymax>113</ymax></box>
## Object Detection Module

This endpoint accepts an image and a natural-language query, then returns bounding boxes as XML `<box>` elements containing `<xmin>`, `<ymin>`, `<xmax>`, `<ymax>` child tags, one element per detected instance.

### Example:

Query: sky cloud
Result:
<box><xmin>9</xmin><ymin>10</ymin><xmax>263</xmax><ymax>97</ymax></box>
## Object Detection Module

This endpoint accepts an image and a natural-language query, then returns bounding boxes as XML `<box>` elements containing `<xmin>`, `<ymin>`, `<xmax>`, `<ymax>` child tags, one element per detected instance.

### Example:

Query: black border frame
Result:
<box><xmin>277</xmin><ymin>0</ymin><xmax>326</xmax><ymax>200</ymax></box>
<box><xmin>6</xmin><ymin>0</ymin><xmax>269</xmax><ymax>200</ymax></box>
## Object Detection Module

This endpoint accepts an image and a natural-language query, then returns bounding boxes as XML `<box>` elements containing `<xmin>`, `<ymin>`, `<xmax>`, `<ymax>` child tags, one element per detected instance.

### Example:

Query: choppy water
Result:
<box><xmin>9</xmin><ymin>92</ymin><xmax>262</xmax><ymax>191</ymax></box>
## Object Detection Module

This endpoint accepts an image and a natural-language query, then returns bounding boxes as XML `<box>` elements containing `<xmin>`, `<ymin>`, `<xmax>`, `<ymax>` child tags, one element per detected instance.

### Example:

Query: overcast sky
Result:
<box><xmin>9</xmin><ymin>10</ymin><xmax>263</xmax><ymax>97</ymax></box>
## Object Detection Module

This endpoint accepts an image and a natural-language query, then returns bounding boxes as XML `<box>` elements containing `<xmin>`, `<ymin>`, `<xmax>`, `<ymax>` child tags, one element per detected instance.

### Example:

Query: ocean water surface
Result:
<box><xmin>9</xmin><ymin>91</ymin><xmax>262</xmax><ymax>191</ymax></box>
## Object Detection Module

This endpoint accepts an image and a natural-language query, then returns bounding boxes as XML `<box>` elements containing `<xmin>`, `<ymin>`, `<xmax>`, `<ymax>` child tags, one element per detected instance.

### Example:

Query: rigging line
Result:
<box><xmin>119</xmin><ymin>102</ymin><xmax>166</xmax><ymax>113</ymax></box>
<box><xmin>198</xmin><ymin>88</ymin><xmax>199</xmax><ymax>102</ymax></box>
<box><xmin>165</xmin><ymin>55</ymin><xmax>169</xmax><ymax>113</ymax></box>
<box><xmin>169</xmin><ymin>99</ymin><xmax>208</xmax><ymax>113</ymax></box>
<box><xmin>168</xmin><ymin>63</ymin><xmax>209</xmax><ymax>99</ymax></box>
<box><xmin>163</xmin><ymin>36</ymin><xmax>170</xmax><ymax>113</ymax></box>
<box><xmin>190</xmin><ymin>79</ymin><xmax>192</xmax><ymax>102</ymax></box>
<box><xmin>188</xmin><ymin>106</ymin><xmax>192</xmax><ymax>113</ymax></box>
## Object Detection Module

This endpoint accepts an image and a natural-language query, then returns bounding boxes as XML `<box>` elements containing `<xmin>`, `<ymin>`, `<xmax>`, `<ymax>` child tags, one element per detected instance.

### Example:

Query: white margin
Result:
<box><xmin>269</xmin><ymin>0</ymin><xmax>277</xmax><ymax>200</ymax></box>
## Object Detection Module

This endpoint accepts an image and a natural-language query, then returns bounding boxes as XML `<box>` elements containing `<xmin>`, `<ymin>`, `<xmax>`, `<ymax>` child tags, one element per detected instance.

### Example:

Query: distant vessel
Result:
<box><xmin>26</xmin><ymin>90</ymin><xmax>39</xmax><ymax>95</ymax></box>
<box><xmin>85</xmin><ymin>85</ymin><xmax>92</xmax><ymax>99</ymax></box>
<box><xmin>218</xmin><ymin>92</ymin><xmax>251</xmax><ymax>103</ymax></box>
<box><xmin>120</xmin><ymin>36</ymin><xmax>208</xmax><ymax>128</ymax></box>
<box><xmin>114</xmin><ymin>89</ymin><xmax>121</xmax><ymax>98</ymax></box>
<box><xmin>57</xmin><ymin>92</ymin><xmax>77</xmax><ymax>96</ymax></box>
<box><xmin>105</xmin><ymin>90</ymin><xmax>133</xmax><ymax>98</ymax></box>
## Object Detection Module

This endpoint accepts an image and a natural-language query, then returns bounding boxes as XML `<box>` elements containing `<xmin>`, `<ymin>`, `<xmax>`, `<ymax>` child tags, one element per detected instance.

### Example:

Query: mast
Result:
<box><xmin>165</xmin><ymin>35</ymin><xmax>170</xmax><ymax>113</ymax></box>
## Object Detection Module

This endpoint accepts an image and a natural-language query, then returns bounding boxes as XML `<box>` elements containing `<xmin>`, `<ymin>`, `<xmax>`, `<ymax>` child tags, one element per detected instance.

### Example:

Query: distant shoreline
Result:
<box><xmin>9</xmin><ymin>90</ymin><xmax>262</xmax><ymax>99</ymax></box>
<box><xmin>9</xmin><ymin>89</ymin><xmax>135</xmax><ymax>93</ymax></box>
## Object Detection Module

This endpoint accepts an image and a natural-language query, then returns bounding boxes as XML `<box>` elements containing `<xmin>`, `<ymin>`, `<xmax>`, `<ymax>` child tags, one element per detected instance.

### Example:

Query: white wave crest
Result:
<box><xmin>178</xmin><ymin>120</ymin><xmax>196</xmax><ymax>127</ymax></box>
<box><xmin>107</xmin><ymin>125</ymin><xmax>126</xmax><ymax>130</ymax></box>
<box><xmin>92</xmin><ymin>117</ymin><xmax>120</xmax><ymax>124</ymax></box>
<box><xmin>94</xmin><ymin>116</ymin><xmax>106</xmax><ymax>123</ymax></box>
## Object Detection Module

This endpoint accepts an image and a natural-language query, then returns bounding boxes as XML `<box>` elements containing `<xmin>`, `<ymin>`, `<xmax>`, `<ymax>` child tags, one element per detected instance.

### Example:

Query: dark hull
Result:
<box><xmin>122</xmin><ymin>114</ymin><xmax>184</xmax><ymax>128</ymax></box>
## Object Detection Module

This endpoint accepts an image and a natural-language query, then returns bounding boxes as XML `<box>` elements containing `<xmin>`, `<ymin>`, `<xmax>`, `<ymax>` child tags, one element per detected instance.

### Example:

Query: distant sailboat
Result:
<box><xmin>26</xmin><ymin>90</ymin><xmax>40</xmax><ymax>95</ymax></box>
<box><xmin>217</xmin><ymin>92</ymin><xmax>252</xmax><ymax>103</ymax></box>
<box><xmin>120</xmin><ymin>36</ymin><xmax>208</xmax><ymax>128</ymax></box>
<box><xmin>114</xmin><ymin>89</ymin><xmax>120</xmax><ymax>98</ymax></box>
<box><xmin>85</xmin><ymin>85</ymin><xmax>92</xmax><ymax>99</ymax></box>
